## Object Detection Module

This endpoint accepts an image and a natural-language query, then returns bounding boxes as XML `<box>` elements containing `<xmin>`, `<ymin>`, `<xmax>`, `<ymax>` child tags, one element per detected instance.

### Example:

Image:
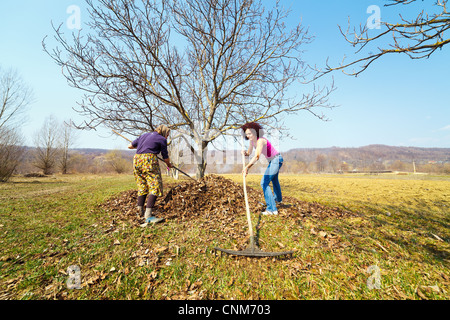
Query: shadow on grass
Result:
<box><xmin>334</xmin><ymin>202</ymin><xmax>450</xmax><ymax>265</ymax></box>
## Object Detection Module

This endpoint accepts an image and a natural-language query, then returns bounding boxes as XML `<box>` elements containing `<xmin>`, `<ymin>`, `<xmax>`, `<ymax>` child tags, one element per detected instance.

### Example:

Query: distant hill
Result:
<box><xmin>72</xmin><ymin>148</ymin><xmax>135</xmax><ymax>156</ymax></box>
<box><xmin>72</xmin><ymin>144</ymin><xmax>450</xmax><ymax>165</ymax></box>
<box><xmin>283</xmin><ymin>144</ymin><xmax>450</xmax><ymax>163</ymax></box>
<box><xmin>16</xmin><ymin>145</ymin><xmax>449</xmax><ymax>175</ymax></box>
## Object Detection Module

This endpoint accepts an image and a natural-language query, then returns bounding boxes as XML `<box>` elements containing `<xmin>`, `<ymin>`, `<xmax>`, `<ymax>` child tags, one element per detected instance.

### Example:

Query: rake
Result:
<box><xmin>214</xmin><ymin>135</ymin><xmax>294</xmax><ymax>258</ymax></box>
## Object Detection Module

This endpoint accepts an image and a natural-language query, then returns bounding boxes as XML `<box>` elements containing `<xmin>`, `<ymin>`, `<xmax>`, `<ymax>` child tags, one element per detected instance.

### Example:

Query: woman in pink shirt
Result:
<box><xmin>241</xmin><ymin>122</ymin><xmax>284</xmax><ymax>215</ymax></box>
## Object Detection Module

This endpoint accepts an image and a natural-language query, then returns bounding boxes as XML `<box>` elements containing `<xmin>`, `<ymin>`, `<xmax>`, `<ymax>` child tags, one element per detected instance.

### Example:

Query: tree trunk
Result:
<box><xmin>196</xmin><ymin>162</ymin><xmax>207</xmax><ymax>179</ymax></box>
<box><xmin>42</xmin><ymin>161</ymin><xmax>53</xmax><ymax>175</ymax></box>
<box><xmin>61</xmin><ymin>149</ymin><xmax>68</xmax><ymax>174</ymax></box>
<box><xmin>195</xmin><ymin>140</ymin><xmax>208</xmax><ymax>179</ymax></box>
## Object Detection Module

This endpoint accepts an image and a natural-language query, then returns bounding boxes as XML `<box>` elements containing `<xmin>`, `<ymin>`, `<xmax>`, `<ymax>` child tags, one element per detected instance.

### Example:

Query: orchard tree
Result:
<box><xmin>59</xmin><ymin>120</ymin><xmax>77</xmax><ymax>174</ymax></box>
<box><xmin>0</xmin><ymin>67</ymin><xmax>33</xmax><ymax>181</ymax></box>
<box><xmin>33</xmin><ymin>116</ymin><xmax>61</xmax><ymax>175</ymax></box>
<box><xmin>0</xmin><ymin>127</ymin><xmax>25</xmax><ymax>182</ymax></box>
<box><xmin>0</xmin><ymin>66</ymin><xmax>34</xmax><ymax>129</ymax></box>
<box><xmin>44</xmin><ymin>0</ymin><xmax>335</xmax><ymax>178</ymax></box>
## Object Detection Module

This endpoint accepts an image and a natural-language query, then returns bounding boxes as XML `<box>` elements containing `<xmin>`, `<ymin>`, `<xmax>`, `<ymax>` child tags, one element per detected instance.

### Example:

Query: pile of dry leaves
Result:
<box><xmin>102</xmin><ymin>174</ymin><xmax>353</xmax><ymax>224</ymax></box>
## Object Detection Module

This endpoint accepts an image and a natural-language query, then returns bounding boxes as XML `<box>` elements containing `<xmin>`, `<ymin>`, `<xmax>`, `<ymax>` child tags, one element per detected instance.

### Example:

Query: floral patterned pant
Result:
<box><xmin>133</xmin><ymin>153</ymin><xmax>163</xmax><ymax>197</ymax></box>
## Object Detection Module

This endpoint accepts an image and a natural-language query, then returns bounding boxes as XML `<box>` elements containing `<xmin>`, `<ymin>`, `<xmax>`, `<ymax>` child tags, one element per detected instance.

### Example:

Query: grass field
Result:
<box><xmin>0</xmin><ymin>173</ymin><xmax>449</xmax><ymax>300</ymax></box>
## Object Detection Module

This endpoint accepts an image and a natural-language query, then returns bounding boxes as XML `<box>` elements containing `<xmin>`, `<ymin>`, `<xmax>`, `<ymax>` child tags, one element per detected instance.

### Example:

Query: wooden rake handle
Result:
<box><xmin>112</xmin><ymin>129</ymin><xmax>132</xmax><ymax>143</ymax></box>
<box><xmin>241</xmin><ymin>135</ymin><xmax>254</xmax><ymax>238</ymax></box>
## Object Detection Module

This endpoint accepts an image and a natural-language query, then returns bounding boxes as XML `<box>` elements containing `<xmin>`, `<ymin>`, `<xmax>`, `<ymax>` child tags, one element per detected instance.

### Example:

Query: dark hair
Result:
<box><xmin>240</xmin><ymin>122</ymin><xmax>264</xmax><ymax>140</ymax></box>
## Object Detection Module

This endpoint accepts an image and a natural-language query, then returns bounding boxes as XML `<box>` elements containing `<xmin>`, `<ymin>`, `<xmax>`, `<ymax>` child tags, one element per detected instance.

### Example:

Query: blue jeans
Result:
<box><xmin>261</xmin><ymin>154</ymin><xmax>283</xmax><ymax>212</ymax></box>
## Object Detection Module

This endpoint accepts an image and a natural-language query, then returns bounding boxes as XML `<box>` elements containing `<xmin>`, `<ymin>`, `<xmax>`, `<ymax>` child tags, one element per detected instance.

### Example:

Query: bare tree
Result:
<box><xmin>69</xmin><ymin>152</ymin><xmax>90</xmax><ymax>173</ymax></box>
<box><xmin>59</xmin><ymin>120</ymin><xmax>78</xmax><ymax>174</ymax></box>
<box><xmin>105</xmin><ymin>150</ymin><xmax>131</xmax><ymax>174</ymax></box>
<box><xmin>0</xmin><ymin>127</ymin><xmax>25</xmax><ymax>182</ymax></box>
<box><xmin>0</xmin><ymin>67</ymin><xmax>32</xmax><ymax>181</ymax></box>
<box><xmin>33</xmin><ymin>116</ymin><xmax>61</xmax><ymax>175</ymax></box>
<box><xmin>328</xmin><ymin>156</ymin><xmax>339</xmax><ymax>173</ymax></box>
<box><xmin>315</xmin><ymin>154</ymin><xmax>327</xmax><ymax>172</ymax></box>
<box><xmin>312</xmin><ymin>0</ymin><xmax>450</xmax><ymax>78</ymax></box>
<box><xmin>0</xmin><ymin>66</ymin><xmax>34</xmax><ymax>129</ymax></box>
<box><xmin>44</xmin><ymin>0</ymin><xmax>335</xmax><ymax>178</ymax></box>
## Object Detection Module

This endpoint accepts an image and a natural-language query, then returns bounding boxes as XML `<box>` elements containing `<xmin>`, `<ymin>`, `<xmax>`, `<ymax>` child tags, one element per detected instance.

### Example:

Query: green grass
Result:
<box><xmin>0</xmin><ymin>173</ymin><xmax>449</xmax><ymax>300</ymax></box>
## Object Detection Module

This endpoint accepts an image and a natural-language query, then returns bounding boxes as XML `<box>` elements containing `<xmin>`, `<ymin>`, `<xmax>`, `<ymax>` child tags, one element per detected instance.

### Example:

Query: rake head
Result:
<box><xmin>214</xmin><ymin>236</ymin><xmax>294</xmax><ymax>258</ymax></box>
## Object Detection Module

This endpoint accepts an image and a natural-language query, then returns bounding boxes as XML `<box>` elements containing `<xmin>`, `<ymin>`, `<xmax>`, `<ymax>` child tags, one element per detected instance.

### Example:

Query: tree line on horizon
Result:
<box><xmin>8</xmin><ymin>143</ymin><xmax>450</xmax><ymax>180</ymax></box>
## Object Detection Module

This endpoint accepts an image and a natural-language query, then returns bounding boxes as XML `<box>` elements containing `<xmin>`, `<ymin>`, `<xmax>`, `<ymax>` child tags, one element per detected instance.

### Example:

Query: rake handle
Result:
<box><xmin>242</xmin><ymin>135</ymin><xmax>254</xmax><ymax>238</ymax></box>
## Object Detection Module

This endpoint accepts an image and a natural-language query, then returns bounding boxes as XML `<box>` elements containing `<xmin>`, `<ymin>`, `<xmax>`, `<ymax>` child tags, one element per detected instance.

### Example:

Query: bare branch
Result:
<box><xmin>311</xmin><ymin>0</ymin><xmax>449</xmax><ymax>79</ymax></box>
<box><xmin>0</xmin><ymin>67</ymin><xmax>34</xmax><ymax>130</ymax></box>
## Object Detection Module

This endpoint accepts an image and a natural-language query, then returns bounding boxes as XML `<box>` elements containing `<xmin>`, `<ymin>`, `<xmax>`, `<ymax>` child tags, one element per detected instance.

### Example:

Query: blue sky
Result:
<box><xmin>1</xmin><ymin>0</ymin><xmax>449</xmax><ymax>151</ymax></box>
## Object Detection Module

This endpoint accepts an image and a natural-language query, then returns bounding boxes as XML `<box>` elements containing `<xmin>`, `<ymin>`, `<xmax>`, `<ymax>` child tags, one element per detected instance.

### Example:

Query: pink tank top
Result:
<box><xmin>251</xmin><ymin>138</ymin><xmax>279</xmax><ymax>160</ymax></box>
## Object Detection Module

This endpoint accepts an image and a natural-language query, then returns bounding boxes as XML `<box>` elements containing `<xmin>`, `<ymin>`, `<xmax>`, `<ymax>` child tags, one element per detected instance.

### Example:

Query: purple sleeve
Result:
<box><xmin>160</xmin><ymin>138</ymin><xmax>169</xmax><ymax>159</ymax></box>
<box><xmin>131</xmin><ymin>137</ymin><xmax>139</xmax><ymax>148</ymax></box>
